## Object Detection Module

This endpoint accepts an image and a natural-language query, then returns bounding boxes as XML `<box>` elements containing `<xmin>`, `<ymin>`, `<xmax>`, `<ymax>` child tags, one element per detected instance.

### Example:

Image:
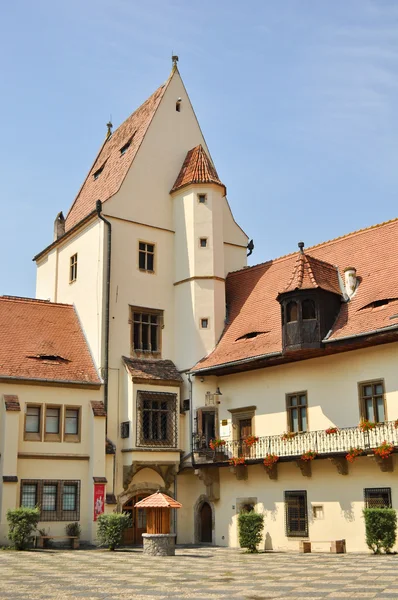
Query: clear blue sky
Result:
<box><xmin>2</xmin><ymin>0</ymin><xmax>398</xmax><ymax>297</ymax></box>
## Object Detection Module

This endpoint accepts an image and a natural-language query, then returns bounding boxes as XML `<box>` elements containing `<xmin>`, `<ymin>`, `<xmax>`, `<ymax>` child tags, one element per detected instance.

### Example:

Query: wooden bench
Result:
<box><xmin>36</xmin><ymin>535</ymin><xmax>79</xmax><ymax>549</ymax></box>
<box><xmin>300</xmin><ymin>539</ymin><xmax>346</xmax><ymax>554</ymax></box>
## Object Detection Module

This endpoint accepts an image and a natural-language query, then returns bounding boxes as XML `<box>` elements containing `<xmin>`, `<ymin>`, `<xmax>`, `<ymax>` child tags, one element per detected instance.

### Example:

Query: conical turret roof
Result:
<box><xmin>170</xmin><ymin>144</ymin><xmax>226</xmax><ymax>195</ymax></box>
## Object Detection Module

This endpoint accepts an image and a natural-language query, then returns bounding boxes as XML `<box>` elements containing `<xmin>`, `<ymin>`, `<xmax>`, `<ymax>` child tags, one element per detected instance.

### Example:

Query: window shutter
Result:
<box><xmin>196</xmin><ymin>409</ymin><xmax>203</xmax><ymax>435</ymax></box>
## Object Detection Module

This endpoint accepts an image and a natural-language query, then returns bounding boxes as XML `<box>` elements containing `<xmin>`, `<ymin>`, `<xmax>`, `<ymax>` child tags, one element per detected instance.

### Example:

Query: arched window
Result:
<box><xmin>302</xmin><ymin>299</ymin><xmax>316</xmax><ymax>320</ymax></box>
<box><xmin>286</xmin><ymin>301</ymin><xmax>298</xmax><ymax>323</ymax></box>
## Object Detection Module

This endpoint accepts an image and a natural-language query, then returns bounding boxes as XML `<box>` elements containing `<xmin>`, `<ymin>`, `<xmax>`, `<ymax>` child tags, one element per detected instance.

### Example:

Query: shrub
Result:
<box><xmin>7</xmin><ymin>507</ymin><xmax>40</xmax><ymax>550</ymax></box>
<box><xmin>363</xmin><ymin>508</ymin><xmax>397</xmax><ymax>554</ymax></box>
<box><xmin>96</xmin><ymin>513</ymin><xmax>131</xmax><ymax>550</ymax></box>
<box><xmin>238</xmin><ymin>510</ymin><xmax>264</xmax><ymax>553</ymax></box>
<box><xmin>65</xmin><ymin>522</ymin><xmax>81</xmax><ymax>538</ymax></box>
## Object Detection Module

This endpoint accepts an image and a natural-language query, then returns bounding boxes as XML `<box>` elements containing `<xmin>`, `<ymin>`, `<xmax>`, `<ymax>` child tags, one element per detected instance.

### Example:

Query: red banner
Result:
<box><xmin>93</xmin><ymin>483</ymin><xmax>105</xmax><ymax>521</ymax></box>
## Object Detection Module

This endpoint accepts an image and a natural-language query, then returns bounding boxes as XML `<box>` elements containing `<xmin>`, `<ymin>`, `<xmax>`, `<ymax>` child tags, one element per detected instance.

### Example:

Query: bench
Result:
<box><xmin>300</xmin><ymin>539</ymin><xmax>346</xmax><ymax>554</ymax></box>
<box><xmin>36</xmin><ymin>535</ymin><xmax>79</xmax><ymax>549</ymax></box>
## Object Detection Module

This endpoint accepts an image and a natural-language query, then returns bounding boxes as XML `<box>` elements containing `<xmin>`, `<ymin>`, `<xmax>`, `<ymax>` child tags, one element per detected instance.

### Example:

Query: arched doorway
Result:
<box><xmin>122</xmin><ymin>493</ymin><xmax>149</xmax><ymax>545</ymax></box>
<box><xmin>200</xmin><ymin>502</ymin><xmax>212</xmax><ymax>543</ymax></box>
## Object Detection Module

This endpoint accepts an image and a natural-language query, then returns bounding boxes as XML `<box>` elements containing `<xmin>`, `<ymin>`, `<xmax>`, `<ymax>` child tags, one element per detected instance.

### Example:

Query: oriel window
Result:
<box><xmin>287</xmin><ymin>392</ymin><xmax>307</xmax><ymax>432</ymax></box>
<box><xmin>137</xmin><ymin>391</ymin><xmax>177</xmax><ymax>448</ymax></box>
<box><xmin>359</xmin><ymin>381</ymin><xmax>385</xmax><ymax>423</ymax></box>
<box><xmin>138</xmin><ymin>242</ymin><xmax>155</xmax><ymax>273</ymax></box>
<box><xmin>70</xmin><ymin>254</ymin><xmax>78</xmax><ymax>282</ymax></box>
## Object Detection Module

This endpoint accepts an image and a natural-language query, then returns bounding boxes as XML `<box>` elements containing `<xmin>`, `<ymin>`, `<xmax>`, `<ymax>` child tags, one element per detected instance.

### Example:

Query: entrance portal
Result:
<box><xmin>122</xmin><ymin>493</ymin><xmax>149</xmax><ymax>545</ymax></box>
<box><xmin>199</xmin><ymin>502</ymin><xmax>212</xmax><ymax>543</ymax></box>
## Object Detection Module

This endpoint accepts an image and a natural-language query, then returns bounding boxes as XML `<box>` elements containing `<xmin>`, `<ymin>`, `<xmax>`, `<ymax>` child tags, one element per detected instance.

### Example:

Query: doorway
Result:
<box><xmin>203</xmin><ymin>411</ymin><xmax>216</xmax><ymax>446</ymax></box>
<box><xmin>122</xmin><ymin>493</ymin><xmax>149</xmax><ymax>545</ymax></box>
<box><xmin>239</xmin><ymin>418</ymin><xmax>252</xmax><ymax>456</ymax></box>
<box><xmin>200</xmin><ymin>502</ymin><xmax>212</xmax><ymax>543</ymax></box>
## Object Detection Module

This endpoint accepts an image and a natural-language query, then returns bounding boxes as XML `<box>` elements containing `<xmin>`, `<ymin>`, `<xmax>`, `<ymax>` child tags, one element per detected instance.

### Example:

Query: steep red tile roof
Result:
<box><xmin>281</xmin><ymin>252</ymin><xmax>342</xmax><ymax>296</ymax></box>
<box><xmin>134</xmin><ymin>491</ymin><xmax>182</xmax><ymax>509</ymax></box>
<box><xmin>123</xmin><ymin>356</ymin><xmax>183</xmax><ymax>383</ymax></box>
<box><xmin>4</xmin><ymin>395</ymin><xmax>20</xmax><ymax>411</ymax></box>
<box><xmin>170</xmin><ymin>144</ymin><xmax>226</xmax><ymax>195</ymax></box>
<box><xmin>0</xmin><ymin>296</ymin><xmax>101</xmax><ymax>385</ymax></box>
<box><xmin>193</xmin><ymin>218</ymin><xmax>398</xmax><ymax>372</ymax></box>
<box><xmin>65</xmin><ymin>78</ymin><xmax>171</xmax><ymax>231</ymax></box>
<box><xmin>91</xmin><ymin>400</ymin><xmax>106</xmax><ymax>416</ymax></box>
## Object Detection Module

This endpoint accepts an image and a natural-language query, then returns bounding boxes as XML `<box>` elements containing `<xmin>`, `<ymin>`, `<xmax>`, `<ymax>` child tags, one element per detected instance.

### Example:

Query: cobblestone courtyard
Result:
<box><xmin>1</xmin><ymin>546</ymin><xmax>398</xmax><ymax>600</ymax></box>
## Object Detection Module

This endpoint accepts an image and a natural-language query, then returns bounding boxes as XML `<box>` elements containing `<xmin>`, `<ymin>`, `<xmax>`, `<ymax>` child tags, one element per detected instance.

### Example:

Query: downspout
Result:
<box><xmin>188</xmin><ymin>373</ymin><xmax>197</xmax><ymax>468</ymax></box>
<box><xmin>96</xmin><ymin>199</ymin><xmax>111</xmax><ymax>432</ymax></box>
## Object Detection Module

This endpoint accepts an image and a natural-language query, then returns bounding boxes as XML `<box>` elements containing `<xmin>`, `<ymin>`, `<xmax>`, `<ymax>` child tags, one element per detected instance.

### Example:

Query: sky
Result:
<box><xmin>1</xmin><ymin>0</ymin><xmax>398</xmax><ymax>297</ymax></box>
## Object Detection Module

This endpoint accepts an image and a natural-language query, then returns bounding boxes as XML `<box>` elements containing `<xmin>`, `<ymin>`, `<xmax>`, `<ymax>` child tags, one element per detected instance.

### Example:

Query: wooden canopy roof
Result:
<box><xmin>134</xmin><ymin>491</ymin><xmax>182</xmax><ymax>509</ymax></box>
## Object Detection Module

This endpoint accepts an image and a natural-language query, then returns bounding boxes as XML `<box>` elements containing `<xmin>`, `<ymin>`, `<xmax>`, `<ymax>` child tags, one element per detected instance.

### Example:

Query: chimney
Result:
<box><xmin>54</xmin><ymin>212</ymin><xmax>65</xmax><ymax>241</ymax></box>
<box><xmin>344</xmin><ymin>267</ymin><xmax>357</xmax><ymax>299</ymax></box>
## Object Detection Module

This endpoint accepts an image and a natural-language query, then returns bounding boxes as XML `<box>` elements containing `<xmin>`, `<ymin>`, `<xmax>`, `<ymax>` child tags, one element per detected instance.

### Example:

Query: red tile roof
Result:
<box><xmin>65</xmin><ymin>78</ymin><xmax>171</xmax><ymax>231</ymax></box>
<box><xmin>91</xmin><ymin>400</ymin><xmax>106</xmax><ymax>416</ymax></box>
<box><xmin>134</xmin><ymin>491</ymin><xmax>182</xmax><ymax>509</ymax></box>
<box><xmin>281</xmin><ymin>252</ymin><xmax>341</xmax><ymax>296</ymax></box>
<box><xmin>4</xmin><ymin>395</ymin><xmax>20</xmax><ymax>411</ymax></box>
<box><xmin>170</xmin><ymin>144</ymin><xmax>226</xmax><ymax>195</ymax></box>
<box><xmin>0</xmin><ymin>296</ymin><xmax>101</xmax><ymax>385</ymax></box>
<box><xmin>193</xmin><ymin>218</ymin><xmax>398</xmax><ymax>372</ymax></box>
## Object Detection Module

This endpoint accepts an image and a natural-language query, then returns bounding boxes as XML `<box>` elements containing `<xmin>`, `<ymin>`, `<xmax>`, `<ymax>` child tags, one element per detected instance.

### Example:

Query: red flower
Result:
<box><xmin>209</xmin><ymin>438</ymin><xmax>226</xmax><ymax>450</ymax></box>
<box><xmin>359</xmin><ymin>419</ymin><xmax>376</xmax><ymax>432</ymax></box>
<box><xmin>301</xmin><ymin>450</ymin><xmax>317</xmax><ymax>462</ymax></box>
<box><xmin>346</xmin><ymin>447</ymin><xmax>363</xmax><ymax>463</ymax></box>
<box><xmin>229</xmin><ymin>457</ymin><xmax>246</xmax><ymax>467</ymax></box>
<box><xmin>374</xmin><ymin>441</ymin><xmax>394</xmax><ymax>460</ymax></box>
<box><xmin>263</xmin><ymin>454</ymin><xmax>279</xmax><ymax>469</ymax></box>
<box><xmin>325</xmin><ymin>427</ymin><xmax>339</xmax><ymax>435</ymax></box>
<box><xmin>244</xmin><ymin>435</ymin><xmax>259</xmax><ymax>447</ymax></box>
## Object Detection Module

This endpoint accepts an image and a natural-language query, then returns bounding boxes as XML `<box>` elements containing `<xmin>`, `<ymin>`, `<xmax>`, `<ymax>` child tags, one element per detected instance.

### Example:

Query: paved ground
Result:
<box><xmin>0</xmin><ymin>546</ymin><xmax>398</xmax><ymax>600</ymax></box>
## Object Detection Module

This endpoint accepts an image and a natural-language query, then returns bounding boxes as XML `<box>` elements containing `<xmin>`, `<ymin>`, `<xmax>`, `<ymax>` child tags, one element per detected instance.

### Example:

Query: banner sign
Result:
<box><xmin>94</xmin><ymin>483</ymin><xmax>105</xmax><ymax>521</ymax></box>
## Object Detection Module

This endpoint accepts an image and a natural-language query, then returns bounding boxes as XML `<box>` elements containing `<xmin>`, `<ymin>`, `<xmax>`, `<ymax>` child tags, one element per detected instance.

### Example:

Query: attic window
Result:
<box><xmin>120</xmin><ymin>141</ymin><xmax>131</xmax><ymax>155</ymax></box>
<box><xmin>27</xmin><ymin>354</ymin><xmax>70</xmax><ymax>364</ymax></box>
<box><xmin>236</xmin><ymin>331</ymin><xmax>268</xmax><ymax>342</ymax></box>
<box><xmin>359</xmin><ymin>298</ymin><xmax>398</xmax><ymax>311</ymax></box>
<box><xmin>176</xmin><ymin>98</ymin><xmax>182</xmax><ymax>112</ymax></box>
<box><xmin>93</xmin><ymin>164</ymin><xmax>105</xmax><ymax>180</ymax></box>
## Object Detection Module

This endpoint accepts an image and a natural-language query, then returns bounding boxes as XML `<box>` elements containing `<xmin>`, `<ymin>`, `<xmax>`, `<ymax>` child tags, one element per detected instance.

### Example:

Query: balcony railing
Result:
<box><xmin>193</xmin><ymin>420</ymin><xmax>398</xmax><ymax>464</ymax></box>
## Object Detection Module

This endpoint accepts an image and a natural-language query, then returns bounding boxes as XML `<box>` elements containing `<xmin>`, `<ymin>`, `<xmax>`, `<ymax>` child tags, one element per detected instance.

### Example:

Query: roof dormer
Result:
<box><xmin>277</xmin><ymin>243</ymin><xmax>343</xmax><ymax>353</ymax></box>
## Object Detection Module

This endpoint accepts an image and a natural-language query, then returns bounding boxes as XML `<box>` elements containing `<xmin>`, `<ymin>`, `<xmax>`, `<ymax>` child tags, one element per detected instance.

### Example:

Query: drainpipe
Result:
<box><xmin>188</xmin><ymin>373</ymin><xmax>197</xmax><ymax>468</ymax></box>
<box><xmin>96</xmin><ymin>199</ymin><xmax>111</xmax><ymax>431</ymax></box>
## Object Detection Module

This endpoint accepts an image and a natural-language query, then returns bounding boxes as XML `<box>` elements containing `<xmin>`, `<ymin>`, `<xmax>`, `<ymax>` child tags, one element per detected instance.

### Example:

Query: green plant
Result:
<box><xmin>7</xmin><ymin>507</ymin><xmax>40</xmax><ymax>550</ymax></box>
<box><xmin>65</xmin><ymin>522</ymin><xmax>82</xmax><ymax>538</ymax></box>
<box><xmin>209</xmin><ymin>438</ymin><xmax>226</xmax><ymax>450</ymax></box>
<box><xmin>281</xmin><ymin>431</ymin><xmax>297</xmax><ymax>441</ymax></box>
<box><xmin>363</xmin><ymin>508</ymin><xmax>397</xmax><ymax>554</ymax></box>
<box><xmin>244</xmin><ymin>435</ymin><xmax>259</xmax><ymax>447</ymax></box>
<box><xmin>359</xmin><ymin>419</ymin><xmax>376</xmax><ymax>432</ymax></box>
<box><xmin>238</xmin><ymin>511</ymin><xmax>264</xmax><ymax>553</ymax></box>
<box><xmin>96</xmin><ymin>513</ymin><xmax>131</xmax><ymax>550</ymax></box>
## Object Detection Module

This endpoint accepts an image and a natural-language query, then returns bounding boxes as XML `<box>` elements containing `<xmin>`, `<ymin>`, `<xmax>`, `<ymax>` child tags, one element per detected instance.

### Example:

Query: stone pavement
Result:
<box><xmin>0</xmin><ymin>546</ymin><xmax>397</xmax><ymax>600</ymax></box>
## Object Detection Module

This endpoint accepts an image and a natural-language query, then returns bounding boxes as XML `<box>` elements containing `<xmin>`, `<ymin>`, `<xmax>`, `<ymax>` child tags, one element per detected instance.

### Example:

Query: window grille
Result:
<box><xmin>284</xmin><ymin>491</ymin><xmax>308</xmax><ymax>537</ymax></box>
<box><xmin>20</xmin><ymin>480</ymin><xmax>80</xmax><ymax>521</ymax></box>
<box><xmin>364</xmin><ymin>488</ymin><xmax>392</xmax><ymax>509</ymax></box>
<box><xmin>130</xmin><ymin>307</ymin><xmax>162</xmax><ymax>356</ymax></box>
<box><xmin>120</xmin><ymin>421</ymin><xmax>130</xmax><ymax>439</ymax></box>
<box><xmin>136</xmin><ymin>391</ymin><xmax>177</xmax><ymax>448</ymax></box>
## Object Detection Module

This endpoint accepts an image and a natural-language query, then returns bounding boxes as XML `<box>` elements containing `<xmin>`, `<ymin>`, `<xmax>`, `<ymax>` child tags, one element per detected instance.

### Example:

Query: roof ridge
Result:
<box><xmin>0</xmin><ymin>296</ymin><xmax>73</xmax><ymax>308</ymax></box>
<box><xmin>227</xmin><ymin>216</ymin><xmax>398</xmax><ymax>278</ymax></box>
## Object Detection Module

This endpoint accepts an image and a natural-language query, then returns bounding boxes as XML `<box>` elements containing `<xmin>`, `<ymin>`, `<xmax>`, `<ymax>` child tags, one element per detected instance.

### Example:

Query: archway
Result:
<box><xmin>200</xmin><ymin>502</ymin><xmax>212</xmax><ymax>543</ymax></box>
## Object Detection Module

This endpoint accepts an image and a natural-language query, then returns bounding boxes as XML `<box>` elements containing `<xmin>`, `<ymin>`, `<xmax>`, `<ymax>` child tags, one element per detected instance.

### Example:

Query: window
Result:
<box><xmin>25</xmin><ymin>406</ymin><xmax>41</xmax><ymax>434</ymax></box>
<box><xmin>287</xmin><ymin>392</ymin><xmax>307</xmax><ymax>432</ymax></box>
<box><xmin>136</xmin><ymin>391</ymin><xmax>178</xmax><ymax>448</ymax></box>
<box><xmin>21</xmin><ymin>483</ymin><xmax>37</xmax><ymax>508</ymax></box>
<box><xmin>200</xmin><ymin>318</ymin><xmax>209</xmax><ymax>329</ymax></box>
<box><xmin>302</xmin><ymin>299</ymin><xmax>316</xmax><ymax>320</ymax></box>
<box><xmin>312</xmin><ymin>505</ymin><xmax>324</xmax><ymax>520</ymax></box>
<box><xmin>176</xmin><ymin>99</ymin><xmax>181</xmax><ymax>112</ymax></box>
<box><xmin>20</xmin><ymin>480</ymin><xmax>80</xmax><ymax>521</ymax></box>
<box><xmin>64</xmin><ymin>408</ymin><xmax>80</xmax><ymax>440</ymax></box>
<box><xmin>138</xmin><ymin>242</ymin><xmax>155</xmax><ymax>273</ymax></box>
<box><xmin>200</xmin><ymin>238</ymin><xmax>208</xmax><ymax>248</ymax></box>
<box><xmin>93</xmin><ymin>164</ymin><xmax>105</xmax><ymax>180</ymax></box>
<box><xmin>120</xmin><ymin>141</ymin><xmax>131</xmax><ymax>155</ymax></box>
<box><xmin>364</xmin><ymin>488</ymin><xmax>392</xmax><ymax>509</ymax></box>
<box><xmin>286</xmin><ymin>301</ymin><xmax>298</xmax><ymax>323</ymax></box>
<box><xmin>198</xmin><ymin>194</ymin><xmax>207</xmax><ymax>204</ymax></box>
<box><xmin>130</xmin><ymin>307</ymin><xmax>162</xmax><ymax>356</ymax></box>
<box><xmin>285</xmin><ymin>491</ymin><xmax>308</xmax><ymax>537</ymax></box>
<box><xmin>359</xmin><ymin>380</ymin><xmax>386</xmax><ymax>422</ymax></box>
<box><xmin>70</xmin><ymin>253</ymin><xmax>78</xmax><ymax>282</ymax></box>
<box><xmin>45</xmin><ymin>407</ymin><xmax>60</xmax><ymax>434</ymax></box>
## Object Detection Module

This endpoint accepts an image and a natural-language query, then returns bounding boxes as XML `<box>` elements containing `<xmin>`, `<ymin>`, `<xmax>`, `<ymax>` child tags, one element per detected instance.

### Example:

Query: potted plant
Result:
<box><xmin>374</xmin><ymin>441</ymin><xmax>394</xmax><ymax>460</ymax></box>
<box><xmin>346</xmin><ymin>447</ymin><xmax>364</xmax><ymax>463</ymax></box>
<box><xmin>244</xmin><ymin>435</ymin><xmax>259</xmax><ymax>447</ymax></box>
<box><xmin>65</xmin><ymin>522</ymin><xmax>82</xmax><ymax>549</ymax></box>
<box><xmin>359</xmin><ymin>419</ymin><xmax>376</xmax><ymax>432</ymax></box>
<box><xmin>325</xmin><ymin>427</ymin><xmax>339</xmax><ymax>434</ymax></box>
<box><xmin>209</xmin><ymin>438</ymin><xmax>226</xmax><ymax>450</ymax></box>
<box><xmin>281</xmin><ymin>431</ymin><xmax>297</xmax><ymax>441</ymax></box>
<box><xmin>229</xmin><ymin>457</ymin><xmax>247</xmax><ymax>480</ymax></box>
<box><xmin>263</xmin><ymin>454</ymin><xmax>279</xmax><ymax>469</ymax></box>
<box><xmin>301</xmin><ymin>450</ymin><xmax>317</xmax><ymax>462</ymax></box>
<box><xmin>229</xmin><ymin>457</ymin><xmax>246</xmax><ymax>467</ymax></box>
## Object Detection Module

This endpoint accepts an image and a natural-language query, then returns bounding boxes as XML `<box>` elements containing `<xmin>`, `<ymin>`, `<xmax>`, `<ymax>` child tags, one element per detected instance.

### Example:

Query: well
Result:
<box><xmin>134</xmin><ymin>491</ymin><xmax>182</xmax><ymax>556</ymax></box>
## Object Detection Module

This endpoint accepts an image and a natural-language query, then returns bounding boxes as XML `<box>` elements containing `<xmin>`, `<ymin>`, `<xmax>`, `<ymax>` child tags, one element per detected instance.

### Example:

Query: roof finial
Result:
<box><xmin>298</xmin><ymin>241</ymin><xmax>305</xmax><ymax>254</ymax></box>
<box><xmin>172</xmin><ymin>54</ymin><xmax>179</xmax><ymax>69</ymax></box>
<box><xmin>106</xmin><ymin>120</ymin><xmax>113</xmax><ymax>140</ymax></box>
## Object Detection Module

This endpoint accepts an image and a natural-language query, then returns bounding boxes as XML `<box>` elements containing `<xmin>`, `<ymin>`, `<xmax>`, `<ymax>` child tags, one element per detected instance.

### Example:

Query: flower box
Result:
<box><xmin>301</xmin><ymin>450</ymin><xmax>317</xmax><ymax>462</ymax></box>
<box><xmin>325</xmin><ymin>427</ymin><xmax>339</xmax><ymax>435</ymax></box>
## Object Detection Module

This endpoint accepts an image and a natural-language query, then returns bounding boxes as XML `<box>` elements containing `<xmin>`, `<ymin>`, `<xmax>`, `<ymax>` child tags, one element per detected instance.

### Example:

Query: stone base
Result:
<box><xmin>142</xmin><ymin>533</ymin><xmax>176</xmax><ymax>556</ymax></box>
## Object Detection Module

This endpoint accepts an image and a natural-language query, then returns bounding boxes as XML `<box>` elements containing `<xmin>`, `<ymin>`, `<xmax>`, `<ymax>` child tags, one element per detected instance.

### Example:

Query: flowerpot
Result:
<box><xmin>375</xmin><ymin>454</ymin><xmax>394</xmax><ymax>472</ymax></box>
<box><xmin>263</xmin><ymin>464</ymin><xmax>278</xmax><ymax>480</ymax></box>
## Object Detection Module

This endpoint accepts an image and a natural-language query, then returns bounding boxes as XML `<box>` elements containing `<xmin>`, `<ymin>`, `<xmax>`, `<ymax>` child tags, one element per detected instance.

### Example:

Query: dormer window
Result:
<box><xmin>302</xmin><ymin>299</ymin><xmax>316</xmax><ymax>320</ymax></box>
<box><xmin>93</xmin><ymin>165</ymin><xmax>105</xmax><ymax>180</ymax></box>
<box><xmin>120</xmin><ymin>141</ymin><xmax>131</xmax><ymax>155</ymax></box>
<box><xmin>286</xmin><ymin>302</ymin><xmax>298</xmax><ymax>323</ymax></box>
